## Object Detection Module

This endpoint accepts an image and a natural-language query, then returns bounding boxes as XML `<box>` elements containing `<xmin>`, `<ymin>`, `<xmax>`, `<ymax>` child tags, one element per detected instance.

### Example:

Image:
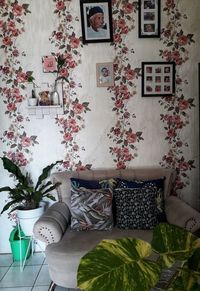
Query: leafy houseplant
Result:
<box><xmin>0</xmin><ymin>157</ymin><xmax>61</xmax><ymax>214</ymax></box>
<box><xmin>77</xmin><ymin>223</ymin><xmax>200</xmax><ymax>291</ymax></box>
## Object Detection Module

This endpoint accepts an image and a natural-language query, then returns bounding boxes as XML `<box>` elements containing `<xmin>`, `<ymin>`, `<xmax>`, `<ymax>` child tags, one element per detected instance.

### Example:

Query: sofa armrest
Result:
<box><xmin>165</xmin><ymin>196</ymin><xmax>200</xmax><ymax>233</ymax></box>
<box><xmin>33</xmin><ymin>202</ymin><xmax>71</xmax><ymax>245</ymax></box>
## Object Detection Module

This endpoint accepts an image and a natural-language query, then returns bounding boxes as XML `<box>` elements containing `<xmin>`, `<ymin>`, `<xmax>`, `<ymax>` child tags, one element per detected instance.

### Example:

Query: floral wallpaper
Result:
<box><xmin>0</xmin><ymin>0</ymin><xmax>38</xmax><ymax>166</ymax></box>
<box><xmin>159</xmin><ymin>0</ymin><xmax>196</xmax><ymax>194</ymax></box>
<box><xmin>0</xmin><ymin>0</ymin><xmax>199</xmax><ymax>252</ymax></box>
<box><xmin>107</xmin><ymin>1</ymin><xmax>144</xmax><ymax>169</ymax></box>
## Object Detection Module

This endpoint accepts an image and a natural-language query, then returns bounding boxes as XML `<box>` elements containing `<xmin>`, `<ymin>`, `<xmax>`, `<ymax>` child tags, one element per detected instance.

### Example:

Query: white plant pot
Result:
<box><xmin>17</xmin><ymin>206</ymin><xmax>44</xmax><ymax>236</ymax></box>
<box><xmin>29</xmin><ymin>98</ymin><xmax>38</xmax><ymax>106</ymax></box>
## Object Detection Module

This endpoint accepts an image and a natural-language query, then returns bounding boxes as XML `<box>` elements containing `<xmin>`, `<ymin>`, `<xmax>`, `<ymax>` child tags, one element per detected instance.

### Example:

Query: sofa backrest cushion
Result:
<box><xmin>50</xmin><ymin>168</ymin><xmax>176</xmax><ymax>210</ymax></box>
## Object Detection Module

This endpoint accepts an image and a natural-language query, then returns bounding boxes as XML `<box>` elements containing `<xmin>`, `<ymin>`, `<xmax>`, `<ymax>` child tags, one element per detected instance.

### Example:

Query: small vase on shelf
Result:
<box><xmin>50</xmin><ymin>82</ymin><xmax>60</xmax><ymax>106</ymax></box>
<box><xmin>29</xmin><ymin>89</ymin><xmax>38</xmax><ymax>106</ymax></box>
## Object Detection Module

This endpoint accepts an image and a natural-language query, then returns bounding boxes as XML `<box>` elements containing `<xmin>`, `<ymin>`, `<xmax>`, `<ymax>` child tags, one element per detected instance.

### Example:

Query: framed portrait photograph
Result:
<box><xmin>80</xmin><ymin>0</ymin><xmax>113</xmax><ymax>44</ymax></box>
<box><xmin>142</xmin><ymin>62</ymin><xmax>176</xmax><ymax>97</ymax></box>
<box><xmin>42</xmin><ymin>56</ymin><xmax>57</xmax><ymax>73</ymax></box>
<box><xmin>96</xmin><ymin>62</ymin><xmax>114</xmax><ymax>87</ymax></box>
<box><xmin>138</xmin><ymin>0</ymin><xmax>160</xmax><ymax>38</ymax></box>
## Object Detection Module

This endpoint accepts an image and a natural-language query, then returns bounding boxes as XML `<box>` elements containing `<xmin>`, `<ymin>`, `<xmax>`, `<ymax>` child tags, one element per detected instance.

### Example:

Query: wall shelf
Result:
<box><xmin>27</xmin><ymin>105</ymin><xmax>64</xmax><ymax>119</ymax></box>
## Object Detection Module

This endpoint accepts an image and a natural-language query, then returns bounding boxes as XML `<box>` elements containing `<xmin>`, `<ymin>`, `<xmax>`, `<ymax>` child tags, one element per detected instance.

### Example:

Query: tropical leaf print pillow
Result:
<box><xmin>70</xmin><ymin>185</ymin><xmax>113</xmax><ymax>231</ymax></box>
<box><xmin>70</xmin><ymin>177</ymin><xmax>118</xmax><ymax>190</ymax></box>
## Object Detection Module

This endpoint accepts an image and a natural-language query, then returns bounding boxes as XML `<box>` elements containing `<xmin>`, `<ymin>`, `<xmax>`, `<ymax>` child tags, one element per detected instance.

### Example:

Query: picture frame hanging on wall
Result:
<box><xmin>80</xmin><ymin>0</ymin><xmax>113</xmax><ymax>44</ymax></box>
<box><xmin>142</xmin><ymin>62</ymin><xmax>176</xmax><ymax>97</ymax></box>
<box><xmin>42</xmin><ymin>56</ymin><xmax>57</xmax><ymax>73</ymax></box>
<box><xmin>138</xmin><ymin>0</ymin><xmax>160</xmax><ymax>38</ymax></box>
<box><xmin>96</xmin><ymin>62</ymin><xmax>114</xmax><ymax>87</ymax></box>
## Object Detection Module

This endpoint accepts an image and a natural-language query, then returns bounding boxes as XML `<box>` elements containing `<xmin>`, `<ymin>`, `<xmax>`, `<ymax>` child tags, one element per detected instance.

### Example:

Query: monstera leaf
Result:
<box><xmin>151</xmin><ymin>223</ymin><xmax>200</xmax><ymax>268</ymax></box>
<box><xmin>77</xmin><ymin>237</ymin><xmax>161</xmax><ymax>291</ymax></box>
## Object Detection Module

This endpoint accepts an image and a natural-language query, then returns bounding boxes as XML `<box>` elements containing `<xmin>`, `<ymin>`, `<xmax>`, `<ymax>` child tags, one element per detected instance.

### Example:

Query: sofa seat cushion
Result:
<box><xmin>46</xmin><ymin>228</ymin><xmax>153</xmax><ymax>288</ymax></box>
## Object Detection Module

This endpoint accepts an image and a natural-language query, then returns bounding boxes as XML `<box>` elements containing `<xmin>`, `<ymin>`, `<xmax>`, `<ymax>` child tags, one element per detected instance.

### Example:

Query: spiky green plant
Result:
<box><xmin>0</xmin><ymin>157</ymin><xmax>61</xmax><ymax>214</ymax></box>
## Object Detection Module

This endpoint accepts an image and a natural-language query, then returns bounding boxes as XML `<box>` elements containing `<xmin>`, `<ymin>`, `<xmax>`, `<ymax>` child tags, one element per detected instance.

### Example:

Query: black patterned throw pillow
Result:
<box><xmin>117</xmin><ymin>178</ymin><xmax>166</xmax><ymax>222</ymax></box>
<box><xmin>114</xmin><ymin>188</ymin><xmax>158</xmax><ymax>229</ymax></box>
<box><xmin>70</xmin><ymin>185</ymin><xmax>113</xmax><ymax>231</ymax></box>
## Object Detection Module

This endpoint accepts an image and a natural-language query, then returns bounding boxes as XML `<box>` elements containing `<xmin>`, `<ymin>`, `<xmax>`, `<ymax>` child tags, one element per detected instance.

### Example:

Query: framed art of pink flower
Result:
<box><xmin>42</xmin><ymin>56</ymin><xmax>57</xmax><ymax>73</ymax></box>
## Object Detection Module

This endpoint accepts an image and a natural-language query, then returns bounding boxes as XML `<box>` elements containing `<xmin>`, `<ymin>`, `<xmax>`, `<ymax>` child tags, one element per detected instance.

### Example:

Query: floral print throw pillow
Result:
<box><xmin>70</xmin><ymin>185</ymin><xmax>113</xmax><ymax>231</ymax></box>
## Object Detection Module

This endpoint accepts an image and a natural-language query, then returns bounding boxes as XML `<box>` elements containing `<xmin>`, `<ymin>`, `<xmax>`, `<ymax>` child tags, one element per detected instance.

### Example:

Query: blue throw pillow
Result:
<box><xmin>70</xmin><ymin>178</ymin><xmax>118</xmax><ymax>190</ymax></box>
<box><xmin>117</xmin><ymin>177</ymin><xmax>166</xmax><ymax>222</ymax></box>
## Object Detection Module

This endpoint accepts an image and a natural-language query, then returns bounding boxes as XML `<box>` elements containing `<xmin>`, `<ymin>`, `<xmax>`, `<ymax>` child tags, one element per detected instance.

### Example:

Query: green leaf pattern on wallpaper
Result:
<box><xmin>50</xmin><ymin>0</ymin><xmax>92</xmax><ymax>171</ymax></box>
<box><xmin>0</xmin><ymin>1</ymin><xmax>38</xmax><ymax>167</ymax></box>
<box><xmin>107</xmin><ymin>1</ymin><xmax>144</xmax><ymax>169</ymax></box>
<box><xmin>159</xmin><ymin>0</ymin><xmax>195</xmax><ymax>193</ymax></box>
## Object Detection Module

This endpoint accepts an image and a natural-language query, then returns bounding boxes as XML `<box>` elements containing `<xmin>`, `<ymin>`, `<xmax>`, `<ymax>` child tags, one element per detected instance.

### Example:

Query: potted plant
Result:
<box><xmin>27</xmin><ymin>72</ymin><xmax>38</xmax><ymax>106</ymax></box>
<box><xmin>77</xmin><ymin>223</ymin><xmax>200</xmax><ymax>290</ymax></box>
<box><xmin>0</xmin><ymin>157</ymin><xmax>61</xmax><ymax>236</ymax></box>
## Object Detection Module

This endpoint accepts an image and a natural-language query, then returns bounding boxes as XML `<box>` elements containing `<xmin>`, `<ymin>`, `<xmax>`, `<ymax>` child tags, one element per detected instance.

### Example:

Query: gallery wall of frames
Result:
<box><xmin>0</xmin><ymin>0</ymin><xmax>199</xmax><ymax>252</ymax></box>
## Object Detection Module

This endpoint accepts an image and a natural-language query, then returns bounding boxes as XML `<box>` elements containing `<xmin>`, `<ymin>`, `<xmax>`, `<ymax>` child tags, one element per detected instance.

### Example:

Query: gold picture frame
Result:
<box><xmin>96</xmin><ymin>62</ymin><xmax>114</xmax><ymax>87</ymax></box>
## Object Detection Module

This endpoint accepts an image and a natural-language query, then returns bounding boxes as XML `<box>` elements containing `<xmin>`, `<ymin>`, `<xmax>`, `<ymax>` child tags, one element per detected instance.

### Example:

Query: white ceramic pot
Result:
<box><xmin>29</xmin><ymin>98</ymin><xmax>38</xmax><ymax>106</ymax></box>
<box><xmin>17</xmin><ymin>206</ymin><xmax>44</xmax><ymax>236</ymax></box>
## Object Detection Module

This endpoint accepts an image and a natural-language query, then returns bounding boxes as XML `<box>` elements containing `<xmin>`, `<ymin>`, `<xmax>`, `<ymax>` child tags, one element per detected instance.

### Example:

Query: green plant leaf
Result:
<box><xmin>1</xmin><ymin>157</ymin><xmax>28</xmax><ymax>186</ymax></box>
<box><xmin>77</xmin><ymin>237</ymin><xmax>161</xmax><ymax>291</ymax></box>
<box><xmin>188</xmin><ymin>248</ymin><xmax>200</xmax><ymax>272</ymax></box>
<box><xmin>167</xmin><ymin>268</ymin><xmax>200</xmax><ymax>291</ymax></box>
<box><xmin>35</xmin><ymin>160</ymin><xmax>61</xmax><ymax>190</ymax></box>
<box><xmin>151</xmin><ymin>223</ymin><xmax>200</xmax><ymax>268</ymax></box>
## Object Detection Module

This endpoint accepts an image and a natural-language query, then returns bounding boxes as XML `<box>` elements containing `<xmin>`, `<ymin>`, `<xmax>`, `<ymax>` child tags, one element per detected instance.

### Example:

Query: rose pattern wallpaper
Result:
<box><xmin>0</xmin><ymin>0</ymin><xmax>199</xmax><ymax>252</ymax></box>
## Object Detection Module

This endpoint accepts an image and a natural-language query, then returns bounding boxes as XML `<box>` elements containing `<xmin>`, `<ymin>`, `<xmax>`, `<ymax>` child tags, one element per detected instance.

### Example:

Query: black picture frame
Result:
<box><xmin>142</xmin><ymin>62</ymin><xmax>176</xmax><ymax>97</ymax></box>
<box><xmin>138</xmin><ymin>0</ymin><xmax>160</xmax><ymax>38</ymax></box>
<box><xmin>80</xmin><ymin>0</ymin><xmax>113</xmax><ymax>44</ymax></box>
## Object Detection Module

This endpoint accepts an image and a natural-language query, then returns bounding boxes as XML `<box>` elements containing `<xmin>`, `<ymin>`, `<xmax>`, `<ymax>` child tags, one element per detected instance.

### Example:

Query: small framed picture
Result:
<box><xmin>96</xmin><ymin>62</ymin><xmax>114</xmax><ymax>87</ymax></box>
<box><xmin>142</xmin><ymin>62</ymin><xmax>176</xmax><ymax>97</ymax></box>
<box><xmin>138</xmin><ymin>0</ymin><xmax>160</xmax><ymax>38</ymax></box>
<box><xmin>42</xmin><ymin>56</ymin><xmax>57</xmax><ymax>73</ymax></box>
<box><xmin>80</xmin><ymin>0</ymin><xmax>113</xmax><ymax>44</ymax></box>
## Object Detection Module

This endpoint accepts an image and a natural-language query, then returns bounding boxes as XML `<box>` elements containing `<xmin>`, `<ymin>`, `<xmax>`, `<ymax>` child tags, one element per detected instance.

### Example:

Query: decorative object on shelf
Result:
<box><xmin>96</xmin><ymin>62</ymin><xmax>114</xmax><ymax>87</ymax></box>
<box><xmin>77</xmin><ymin>223</ymin><xmax>200</xmax><ymax>291</ymax></box>
<box><xmin>38</xmin><ymin>90</ymin><xmax>51</xmax><ymax>106</ymax></box>
<box><xmin>42</xmin><ymin>55</ymin><xmax>57</xmax><ymax>73</ymax></box>
<box><xmin>138</xmin><ymin>0</ymin><xmax>160</xmax><ymax>38</ymax></box>
<box><xmin>80</xmin><ymin>0</ymin><xmax>113</xmax><ymax>44</ymax></box>
<box><xmin>142</xmin><ymin>62</ymin><xmax>176</xmax><ymax>97</ymax></box>
<box><xmin>50</xmin><ymin>81</ymin><xmax>60</xmax><ymax>105</ymax></box>
<box><xmin>0</xmin><ymin>157</ymin><xmax>61</xmax><ymax>235</ymax></box>
<box><xmin>28</xmin><ymin>89</ymin><xmax>38</xmax><ymax>106</ymax></box>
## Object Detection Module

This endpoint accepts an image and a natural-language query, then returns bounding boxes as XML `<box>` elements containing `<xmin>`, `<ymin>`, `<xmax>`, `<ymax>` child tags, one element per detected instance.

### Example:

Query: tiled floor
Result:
<box><xmin>0</xmin><ymin>253</ymin><xmax>73</xmax><ymax>291</ymax></box>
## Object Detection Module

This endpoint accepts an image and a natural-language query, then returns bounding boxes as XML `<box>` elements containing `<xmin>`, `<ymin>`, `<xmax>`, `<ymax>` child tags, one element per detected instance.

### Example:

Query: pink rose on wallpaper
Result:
<box><xmin>163</xmin><ymin>30</ymin><xmax>171</xmax><ymax>38</ymax></box>
<box><xmin>12</xmin><ymin>49</ymin><xmax>19</xmax><ymax>57</ymax></box>
<box><xmin>11</xmin><ymin>29</ymin><xmax>20</xmax><ymax>37</ymax></box>
<box><xmin>66</xmin><ymin>14</ymin><xmax>72</xmax><ymax>22</ymax></box>
<box><xmin>6</xmin><ymin>132</ymin><xmax>14</xmax><ymax>140</ymax></box>
<box><xmin>115</xmin><ymin>99</ymin><xmax>123</xmax><ymax>109</ymax></box>
<box><xmin>177</xmin><ymin>35</ymin><xmax>188</xmax><ymax>46</ymax></box>
<box><xmin>179</xmin><ymin>161</ymin><xmax>189</xmax><ymax>171</ymax></box>
<box><xmin>123</xmin><ymin>111</ymin><xmax>130</xmax><ymax>119</ymax></box>
<box><xmin>7</xmin><ymin>103</ymin><xmax>16</xmax><ymax>112</ymax></box>
<box><xmin>17</xmin><ymin>72</ymin><xmax>27</xmax><ymax>82</ymax></box>
<box><xmin>2</xmin><ymin>66</ymin><xmax>10</xmax><ymax>74</ymax></box>
<box><xmin>71</xmin><ymin>125</ymin><xmax>79</xmax><ymax>133</ymax></box>
<box><xmin>116</xmin><ymin>161</ymin><xmax>126</xmax><ymax>170</ymax></box>
<box><xmin>7</xmin><ymin>21</ymin><xmax>16</xmax><ymax>31</ymax></box>
<box><xmin>167</xmin><ymin>128</ymin><xmax>176</xmax><ymax>138</ymax></box>
<box><xmin>113</xmin><ymin>33</ymin><xmax>122</xmax><ymax>43</ymax></box>
<box><xmin>3</xmin><ymin>36</ymin><xmax>12</xmax><ymax>46</ymax></box>
<box><xmin>165</xmin><ymin>0</ymin><xmax>175</xmax><ymax>9</ymax></box>
<box><xmin>59</xmin><ymin>68</ymin><xmax>69</xmax><ymax>78</ymax></box>
<box><xmin>123</xmin><ymin>3</ymin><xmax>134</xmax><ymax>14</ymax></box>
<box><xmin>0</xmin><ymin>0</ymin><xmax>6</xmax><ymax>7</ymax></box>
<box><xmin>69</xmin><ymin>36</ymin><xmax>80</xmax><ymax>48</ymax></box>
<box><xmin>16</xmin><ymin>152</ymin><xmax>28</xmax><ymax>167</ymax></box>
<box><xmin>178</xmin><ymin>99</ymin><xmax>189</xmax><ymax>110</ymax></box>
<box><xmin>73</xmin><ymin>103</ymin><xmax>84</xmax><ymax>114</ymax></box>
<box><xmin>55</xmin><ymin>31</ymin><xmax>63</xmax><ymax>40</ymax></box>
<box><xmin>12</xmin><ymin>4</ymin><xmax>23</xmax><ymax>16</ymax></box>
<box><xmin>176</xmin><ymin>141</ymin><xmax>183</xmax><ymax>147</ymax></box>
<box><xmin>21</xmin><ymin>136</ymin><xmax>32</xmax><ymax>147</ymax></box>
<box><xmin>56</xmin><ymin>1</ymin><xmax>65</xmax><ymax>10</ymax></box>
<box><xmin>63</xmin><ymin>132</ymin><xmax>73</xmax><ymax>142</ymax></box>
<box><xmin>126</xmin><ymin>132</ymin><xmax>137</xmax><ymax>143</ymax></box>
<box><xmin>117</xmin><ymin>19</ymin><xmax>126</xmax><ymax>29</ymax></box>
<box><xmin>122</xmin><ymin>26</ymin><xmax>129</xmax><ymax>34</ymax></box>
<box><xmin>125</xmin><ymin>69</ymin><xmax>136</xmax><ymax>80</ymax></box>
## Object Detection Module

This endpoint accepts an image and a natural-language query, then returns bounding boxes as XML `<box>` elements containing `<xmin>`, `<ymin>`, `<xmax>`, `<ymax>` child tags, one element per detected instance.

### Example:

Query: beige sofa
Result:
<box><xmin>33</xmin><ymin>168</ymin><xmax>200</xmax><ymax>289</ymax></box>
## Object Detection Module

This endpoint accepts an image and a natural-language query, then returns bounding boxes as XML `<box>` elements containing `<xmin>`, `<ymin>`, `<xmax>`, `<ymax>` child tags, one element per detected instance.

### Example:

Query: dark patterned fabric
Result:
<box><xmin>70</xmin><ymin>178</ymin><xmax>118</xmax><ymax>190</ymax></box>
<box><xmin>117</xmin><ymin>178</ymin><xmax>166</xmax><ymax>222</ymax></box>
<box><xmin>114</xmin><ymin>188</ymin><xmax>158</xmax><ymax>229</ymax></box>
<box><xmin>70</xmin><ymin>186</ymin><xmax>113</xmax><ymax>231</ymax></box>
